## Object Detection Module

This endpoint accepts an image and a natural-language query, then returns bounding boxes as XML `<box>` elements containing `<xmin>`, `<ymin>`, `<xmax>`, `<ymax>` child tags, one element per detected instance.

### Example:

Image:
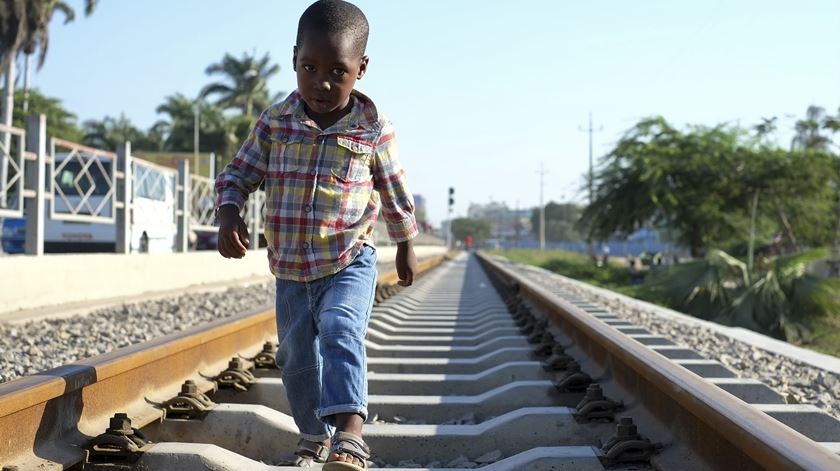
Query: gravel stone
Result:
<box><xmin>0</xmin><ymin>282</ymin><xmax>275</xmax><ymax>383</ymax></box>
<box><xmin>447</xmin><ymin>455</ymin><xmax>480</xmax><ymax>468</ymax></box>
<box><xmin>474</xmin><ymin>449</ymin><xmax>502</xmax><ymax>463</ymax></box>
<box><xmin>397</xmin><ymin>460</ymin><xmax>423</xmax><ymax>467</ymax></box>
<box><xmin>506</xmin><ymin>261</ymin><xmax>840</xmax><ymax>421</ymax></box>
<box><xmin>441</xmin><ymin>412</ymin><xmax>477</xmax><ymax>425</ymax></box>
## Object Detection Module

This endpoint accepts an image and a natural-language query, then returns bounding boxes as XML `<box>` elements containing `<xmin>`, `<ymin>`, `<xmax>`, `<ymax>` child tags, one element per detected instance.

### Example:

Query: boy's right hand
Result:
<box><xmin>216</xmin><ymin>204</ymin><xmax>250</xmax><ymax>259</ymax></box>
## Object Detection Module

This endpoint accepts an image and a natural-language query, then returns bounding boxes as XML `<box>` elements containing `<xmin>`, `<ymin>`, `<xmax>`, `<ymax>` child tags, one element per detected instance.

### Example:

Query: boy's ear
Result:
<box><xmin>292</xmin><ymin>46</ymin><xmax>298</xmax><ymax>72</ymax></box>
<box><xmin>357</xmin><ymin>55</ymin><xmax>369</xmax><ymax>80</ymax></box>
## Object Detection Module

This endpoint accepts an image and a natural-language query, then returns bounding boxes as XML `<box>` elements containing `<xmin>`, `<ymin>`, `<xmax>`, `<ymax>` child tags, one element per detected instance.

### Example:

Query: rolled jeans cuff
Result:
<box><xmin>318</xmin><ymin>404</ymin><xmax>368</xmax><ymax>423</ymax></box>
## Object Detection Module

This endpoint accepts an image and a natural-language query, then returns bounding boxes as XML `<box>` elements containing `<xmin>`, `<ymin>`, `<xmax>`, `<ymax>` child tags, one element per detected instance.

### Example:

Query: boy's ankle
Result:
<box><xmin>333</xmin><ymin>412</ymin><xmax>365</xmax><ymax>436</ymax></box>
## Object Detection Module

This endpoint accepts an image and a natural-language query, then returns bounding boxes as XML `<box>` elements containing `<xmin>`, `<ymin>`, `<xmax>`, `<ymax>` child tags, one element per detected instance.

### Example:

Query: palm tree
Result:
<box><xmin>156</xmin><ymin>93</ymin><xmax>238</xmax><ymax>157</ymax></box>
<box><xmin>753</xmin><ymin>116</ymin><xmax>777</xmax><ymax>145</ymax></box>
<box><xmin>156</xmin><ymin>94</ymin><xmax>196</xmax><ymax>126</ymax></box>
<box><xmin>1</xmin><ymin>0</ymin><xmax>96</xmax><ymax>117</ymax></box>
<box><xmin>200</xmin><ymin>51</ymin><xmax>281</xmax><ymax>117</ymax></box>
<box><xmin>146</xmin><ymin>120</ymin><xmax>170</xmax><ymax>152</ymax></box>
<box><xmin>0</xmin><ymin>1</ymin><xmax>96</xmax><ymax>67</ymax></box>
<box><xmin>792</xmin><ymin>106</ymin><xmax>831</xmax><ymax>152</ymax></box>
<box><xmin>21</xmin><ymin>1</ymin><xmax>96</xmax><ymax>112</ymax></box>
<box><xmin>0</xmin><ymin>1</ymin><xmax>95</xmax><ymax>206</ymax></box>
<box><xmin>82</xmin><ymin>114</ymin><xmax>149</xmax><ymax>151</ymax></box>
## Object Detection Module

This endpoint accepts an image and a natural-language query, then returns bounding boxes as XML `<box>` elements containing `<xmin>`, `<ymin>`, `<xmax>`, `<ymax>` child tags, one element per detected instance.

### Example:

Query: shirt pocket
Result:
<box><xmin>270</xmin><ymin>134</ymin><xmax>310</xmax><ymax>174</ymax></box>
<box><xmin>332</xmin><ymin>136</ymin><xmax>374</xmax><ymax>183</ymax></box>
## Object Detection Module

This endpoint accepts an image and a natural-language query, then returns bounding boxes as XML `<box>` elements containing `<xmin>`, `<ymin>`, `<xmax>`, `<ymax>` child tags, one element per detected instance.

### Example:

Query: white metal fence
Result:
<box><xmin>1</xmin><ymin>114</ymin><xmax>265</xmax><ymax>255</ymax></box>
<box><xmin>189</xmin><ymin>173</ymin><xmax>217</xmax><ymax>232</ymax></box>
<box><xmin>189</xmin><ymin>170</ymin><xmax>265</xmax><ymax>244</ymax></box>
<box><xmin>133</xmin><ymin>158</ymin><xmax>178</xmax><ymax>229</ymax></box>
<box><xmin>0</xmin><ymin>123</ymin><xmax>25</xmax><ymax>217</ymax></box>
<box><xmin>50</xmin><ymin>138</ymin><xmax>118</xmax><ymax>223</ymax></box>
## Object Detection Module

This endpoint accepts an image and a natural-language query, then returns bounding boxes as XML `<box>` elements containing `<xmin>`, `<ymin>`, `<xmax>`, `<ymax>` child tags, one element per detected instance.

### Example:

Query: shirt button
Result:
<box><xmin>302</xmin><ymin>242</ymin><xmax>310</xmax><ymax>249</ymax></box>
<box><xmin>309</xmin><ymin>169</ymin><xmax>316</xmax><ymax>176</ymax></box>
<box><xmin>281</xmin><ymin>136</ymin><xmax>289</xmax><ymax>143</ymax></box>
<box><xmin>304</xmin><ymin>205</ymin><xmax>312</xmax><ymax>213</ymax></box>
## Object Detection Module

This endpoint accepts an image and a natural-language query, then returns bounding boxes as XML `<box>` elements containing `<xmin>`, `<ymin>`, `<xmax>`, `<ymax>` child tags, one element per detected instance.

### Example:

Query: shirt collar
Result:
<box><xmin>277</xmin><ymin>89</ymin><xmax>380</xmax><ymax>132</ymax></box>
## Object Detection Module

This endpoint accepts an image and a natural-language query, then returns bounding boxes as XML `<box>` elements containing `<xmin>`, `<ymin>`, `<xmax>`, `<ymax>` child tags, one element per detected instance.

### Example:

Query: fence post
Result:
<box><xmin>209</xmin><ymin>152</ymin><xmax>216</xmax><ymax>178</ymax></box>
<box><xmin>249</xmin><ymin>196</ymin><xmax>259</xmax><ymax>251</ymax></box>
<box><xmin>176</xmin><ymin>159</ymin><xmax>190</xmax><ymax>252</ymax></box>
<box><xmin>115</xmin><ymin>141</ymin><xmax>132</xmax><ymax>254</ymax></box>
<box><xmin>24</xmin><ymin>114</ymin><xmax>46</xmax><ymax>255</ymax></box>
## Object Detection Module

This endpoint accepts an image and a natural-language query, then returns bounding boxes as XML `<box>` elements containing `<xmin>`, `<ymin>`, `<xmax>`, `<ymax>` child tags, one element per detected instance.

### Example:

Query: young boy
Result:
<box><xmin>214</xmin><ymin>1</ymin><xmax>418</xmax><ymax>469</ymax></box>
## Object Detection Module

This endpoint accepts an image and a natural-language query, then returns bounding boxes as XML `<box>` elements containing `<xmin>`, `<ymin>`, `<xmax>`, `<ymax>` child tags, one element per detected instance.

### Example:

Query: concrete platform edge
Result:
<box><xmin>1</xmin><ymin>246</ymin><xmax>447</xmax><ymax>320</ymax></box>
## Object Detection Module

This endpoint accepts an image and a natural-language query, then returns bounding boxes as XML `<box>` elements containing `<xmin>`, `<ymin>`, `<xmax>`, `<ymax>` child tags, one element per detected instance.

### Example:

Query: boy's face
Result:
<box><xmin>293</xmin><ymin>32</ymin><xmax>368</xmax><ymax>117</ymax></box>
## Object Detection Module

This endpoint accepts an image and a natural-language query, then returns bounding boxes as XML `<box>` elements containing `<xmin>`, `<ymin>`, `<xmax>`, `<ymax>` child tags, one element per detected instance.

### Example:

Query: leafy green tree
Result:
<box><xmin>12</xmin><ymin>88</ymin><xmax>82</xmax><ymax>142</ymax></box>
<box><xmin>581</xmin><ymin>117</ymin><xmax>750</xmax><ymax>256</ymax></box>
<box><xmin>531</xmin><ymin>202</ymin><xmax>583</xmax><ymax>242</ymax></box>
<box><xmin>201</xmin><ymin>52</ymin><xmax>281</xmax><ymax>117</ymax></box>
<box><xmin>581</xmin><ymin>116</ymin><xmax>838</xmax><ymax>257</ymax></box>
<box><xmin>451</xmin><ymin>218</ymin><xmax>491</xmax><ymax>243</ymax></box>
<box><xmin>739</xmin><ymin>119</ymin><xmax>837</xmax><ymax>256</ymax></box>
<box><xmin>747</xmin><ymin>148</ymin><xmax>837</xmax><ymax>252</ymax></box>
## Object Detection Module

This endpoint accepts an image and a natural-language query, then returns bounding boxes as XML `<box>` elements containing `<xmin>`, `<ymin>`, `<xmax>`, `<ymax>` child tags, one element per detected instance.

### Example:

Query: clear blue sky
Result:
<box><xmin>28</xmin><ymin>0</ymin><xmax>840</xmax><ymax>225</ymax></box>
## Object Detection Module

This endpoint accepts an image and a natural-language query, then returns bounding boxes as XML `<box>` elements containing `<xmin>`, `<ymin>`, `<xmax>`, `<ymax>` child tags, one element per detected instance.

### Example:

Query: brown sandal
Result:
<box><xmin>322</xmin><ymin>431</ymin><xmax>370</xmax><ymax>471</ymax></box>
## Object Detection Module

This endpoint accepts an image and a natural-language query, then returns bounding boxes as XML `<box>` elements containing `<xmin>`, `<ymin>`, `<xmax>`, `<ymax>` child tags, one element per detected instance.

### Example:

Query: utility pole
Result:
<box><xmin>580</xmin><ymin>113</ymin><xmax>603</xmax><ymax>257</ymax></box>
<box><xmin>22</xmin><ymin>54</ymin><xmax>31</xmax><ymax>113</ymax></box>
<box><xmin>536</xmin><ymin>162</ymin><xmax>547</xmax><ymax>251</ymax></box>
<box><xmin>579</xmin><ymin>112</ymin><xmax>603</xmax><ymax>205</ymax></box>
<box><xmin>446</xmin><ymin>187</ymin><xmax>454</xmax><ymax>249</ymax></box>
<box><xmin>515</xmin><ymin>199</ymin><xmax>521</xmax><ymax>248</ymax></box>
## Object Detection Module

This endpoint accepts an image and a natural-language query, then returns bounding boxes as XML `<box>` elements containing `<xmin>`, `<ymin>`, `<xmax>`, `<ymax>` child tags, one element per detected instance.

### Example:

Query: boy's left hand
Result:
<box><xmin>395</xmin><ymin>240</ymin><xmax>417</xmax><ymax>286</ymax></box>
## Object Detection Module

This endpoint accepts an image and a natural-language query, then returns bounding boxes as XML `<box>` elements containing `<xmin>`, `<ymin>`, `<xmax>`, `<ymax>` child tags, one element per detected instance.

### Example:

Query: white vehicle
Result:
<box><xmin>37</xmin><ymin>152</ymin><xmax>177</xmax><ymax>253</ymax></box>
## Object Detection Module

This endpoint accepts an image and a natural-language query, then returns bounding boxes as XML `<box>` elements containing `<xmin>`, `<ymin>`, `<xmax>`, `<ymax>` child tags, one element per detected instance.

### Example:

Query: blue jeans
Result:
<box><xmin>274</xmin><ymin>245</ymin><xmax>377</xmax><ymax>441</ymax></box>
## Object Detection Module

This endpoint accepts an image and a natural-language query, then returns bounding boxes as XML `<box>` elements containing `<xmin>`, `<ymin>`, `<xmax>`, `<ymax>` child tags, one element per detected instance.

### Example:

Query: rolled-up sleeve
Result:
<box><xmin>372</xmin><ymin>121</ymin><xmax>418</xmax><ymax>243</ymax></box>
<box><xmin>215</xmin><ymin>110</ymin><xmax>272</xmax><ymax>210</ymax></box>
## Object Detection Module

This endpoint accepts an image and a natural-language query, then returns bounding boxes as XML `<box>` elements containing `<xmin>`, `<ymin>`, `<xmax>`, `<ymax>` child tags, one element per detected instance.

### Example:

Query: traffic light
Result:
<box><xmin>448</xmin><ymin>187</ymin><xmax>454</xmax><ymax>207</ymax></box>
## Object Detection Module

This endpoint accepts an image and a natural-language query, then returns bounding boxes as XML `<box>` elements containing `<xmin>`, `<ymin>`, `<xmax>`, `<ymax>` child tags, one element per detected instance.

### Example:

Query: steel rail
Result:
<box><xmin>0</xmin><ymin>252</ymin><xmax>450</xmax><ymax>470</ymax></box>
<box><xmin>478</xmin><ymin>252</ymin><xmax>840</xmax><ymax>471</ymax></box>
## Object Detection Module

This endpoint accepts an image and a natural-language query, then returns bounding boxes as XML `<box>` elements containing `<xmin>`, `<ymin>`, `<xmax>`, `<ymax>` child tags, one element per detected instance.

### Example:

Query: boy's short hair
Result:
<box><xmin>297</xmin><ymin>0</ymin><xmax>369</xmax><ymax>57</ymax></box>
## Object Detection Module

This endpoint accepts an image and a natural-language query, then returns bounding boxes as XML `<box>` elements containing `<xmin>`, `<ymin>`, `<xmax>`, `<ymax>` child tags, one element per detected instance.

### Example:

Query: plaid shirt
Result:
<box><xmin>215</xmin><ymin>90</ymin><xmax>417</xmax><ymax>281</ymax></box>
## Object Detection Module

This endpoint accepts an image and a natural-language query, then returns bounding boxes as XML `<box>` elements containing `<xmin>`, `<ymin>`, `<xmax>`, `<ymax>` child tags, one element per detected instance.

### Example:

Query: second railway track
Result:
<box><xmin>2</xmin><ymin>252</ymin><xmax>840</xmax><ymax>470</ymax></box>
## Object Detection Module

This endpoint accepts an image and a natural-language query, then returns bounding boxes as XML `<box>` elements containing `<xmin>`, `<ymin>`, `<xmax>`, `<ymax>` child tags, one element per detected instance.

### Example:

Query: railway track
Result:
<box><xmin>1</xmin><ymin>252</ymin><xmax>840</xmax><ymax>470</ymax></box>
